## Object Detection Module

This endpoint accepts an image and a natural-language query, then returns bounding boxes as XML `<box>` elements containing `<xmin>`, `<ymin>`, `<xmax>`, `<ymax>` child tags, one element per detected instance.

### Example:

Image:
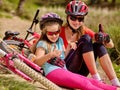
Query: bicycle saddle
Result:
<box><xmin>5</xmin><ymin>30</ymin><xmax>20</xmax><ymax>36</ymax></box>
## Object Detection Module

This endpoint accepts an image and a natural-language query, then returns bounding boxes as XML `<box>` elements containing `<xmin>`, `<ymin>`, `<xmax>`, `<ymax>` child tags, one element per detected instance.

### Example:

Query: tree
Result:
<box><xmin>0</xmin><ymin>0</ymin><xmax>3</xmax><ymax>7</ymax></box>
<box><xmin>16</xmin><ymin>0</ymin><xmax>26</xmax><ymax>15</ymax></box>
<box><xmin>89</xmin><ymin>0</ymin><xmax>116</xmax><ymax>7</ymax></box>
<box><xmin>111</xmin><ymin>0</ymin><xmax>116</xmax><ymax>6</ymax></box>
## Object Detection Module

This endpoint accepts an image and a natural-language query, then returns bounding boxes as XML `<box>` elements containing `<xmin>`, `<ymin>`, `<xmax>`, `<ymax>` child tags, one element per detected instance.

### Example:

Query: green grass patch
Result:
<box><xmin>113</xmin><ymin>63</ymin><xmax>120</xmax><ymax>79</ymax></box>
<box><xmin>0</xmin><ymin>75</ymin><xmax>36</xmax><ymax>90</ymax></box>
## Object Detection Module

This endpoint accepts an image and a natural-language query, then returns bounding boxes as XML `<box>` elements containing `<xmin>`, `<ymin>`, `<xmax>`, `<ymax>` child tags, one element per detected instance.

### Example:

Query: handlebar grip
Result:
<box><xmin>33</xmin><ymin>9</ymin><xmax>39</xmax><ymax>21</ymax></box>
<box><xmin>29</xmin><ymin>9</ymin><xmax>40</xmax><ymax>29</ymax></box>
<box><xmin>25</xmin><ymin>9</ymin><xmax>40</xmax><ymax>40</ymax></box>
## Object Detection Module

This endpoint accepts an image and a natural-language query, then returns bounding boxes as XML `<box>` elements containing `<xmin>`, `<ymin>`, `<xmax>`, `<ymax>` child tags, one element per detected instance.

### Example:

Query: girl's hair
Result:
<box><xmin>37</xmin><ymin>21</ymin><xmax>61</xmax><ymax>53</ymax></box>
<box><xmin>40</xmin><ymin>21</ymin><xmax>61</xmax><ymax>42</ymax></box>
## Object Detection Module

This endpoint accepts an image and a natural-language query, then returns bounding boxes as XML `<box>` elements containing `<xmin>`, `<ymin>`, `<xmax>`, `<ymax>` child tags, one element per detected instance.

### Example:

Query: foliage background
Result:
<box><xmin>0</xmin><ymin>0</ymin><xmax>120</xmax><ymax>89</ymax></box>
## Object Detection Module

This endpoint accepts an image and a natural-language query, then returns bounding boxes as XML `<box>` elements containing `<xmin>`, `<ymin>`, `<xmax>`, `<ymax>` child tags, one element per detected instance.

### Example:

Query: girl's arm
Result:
<box><xmin>34</xmin><ymin>47</ymin><xmax>62</xmax><ymax>67</ymax></box>
<box><xmin>34</xmin><ymin>47</ymin><xmax>52</xmax><ymax>67</ymax></box>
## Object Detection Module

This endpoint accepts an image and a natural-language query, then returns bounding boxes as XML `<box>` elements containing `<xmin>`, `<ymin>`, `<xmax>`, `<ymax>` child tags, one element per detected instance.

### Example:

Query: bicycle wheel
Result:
<box><xmin>0</xmin><ymin>40</ymin><xmax>30</xmax><ymax>56</ymax></box>
<box><xmin>13</xmin><ymin>58</ymin><xmax>62</xmax><ymax>90</ymax></box>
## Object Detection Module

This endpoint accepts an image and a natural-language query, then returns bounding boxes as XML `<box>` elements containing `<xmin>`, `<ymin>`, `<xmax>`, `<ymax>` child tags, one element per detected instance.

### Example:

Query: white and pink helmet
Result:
<box><xmin>65</xmin><ymin>0</ymin><xmax>88</xmax><ymax>16</ymax></box>
<box><xmin>40</xmin><ymin>13</ymin><xmax>63</xmax><ymax>29</ymax></box>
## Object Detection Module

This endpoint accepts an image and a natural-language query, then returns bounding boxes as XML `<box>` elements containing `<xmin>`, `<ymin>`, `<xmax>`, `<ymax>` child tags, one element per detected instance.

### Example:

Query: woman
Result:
<box><xmin>60</xmin><ymin>0</ymin><xmax>120</xmax><ymax>87</ymax></box>
<box><xmin>34</xmin><ymin>12</ymin><xmax>120</xmax><ymax>90</ymax></box>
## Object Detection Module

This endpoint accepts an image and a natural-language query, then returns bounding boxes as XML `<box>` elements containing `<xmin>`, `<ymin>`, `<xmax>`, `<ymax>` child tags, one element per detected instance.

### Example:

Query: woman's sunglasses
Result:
<box><xmin>70</xmin><ymin>15</ymin><xmax>84</xmax><ymax>22</ymax></box>
<box><xmin>47</xmin><ymin>30</ymin><xmax>60</xmax><ymax>36</ymax></box>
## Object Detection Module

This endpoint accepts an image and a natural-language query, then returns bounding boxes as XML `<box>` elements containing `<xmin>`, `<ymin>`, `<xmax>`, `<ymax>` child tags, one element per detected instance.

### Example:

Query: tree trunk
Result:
<box><xmin>0</xmin><ymin>0</ymin><xmax>3</xmax><ymax>7</ymax></box>
<box><xmin>112</xmin><ymin>0</ymin><xmax>116</xmax><ymax>5</ymax></box>
<box><xmin>104</xmin><ymin>0</ymin><xmax>108</xmax><ymax>2</ymax></box>
<box><xmin>16</xmin><ymin>0</ymin><xmax>26</xmax><ymax>15</ymax></box>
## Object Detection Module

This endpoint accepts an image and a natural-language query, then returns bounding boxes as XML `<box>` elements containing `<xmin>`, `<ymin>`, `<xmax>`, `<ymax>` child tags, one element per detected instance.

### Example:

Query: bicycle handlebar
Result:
<box><xmin>25</xmin><ymin>9</ymin><xmax>40</xmax><ymax>40</ymax></box>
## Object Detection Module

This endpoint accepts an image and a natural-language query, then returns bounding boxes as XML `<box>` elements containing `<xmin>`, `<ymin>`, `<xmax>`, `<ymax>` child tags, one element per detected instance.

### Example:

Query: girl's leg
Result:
<box><xmin>46</xmin><ymin>68</ymin><xmax>103</xmax><ymax>90</ymax></box>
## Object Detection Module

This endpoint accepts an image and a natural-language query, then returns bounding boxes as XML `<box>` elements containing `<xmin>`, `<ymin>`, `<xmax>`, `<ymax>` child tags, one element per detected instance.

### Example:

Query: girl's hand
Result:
<box><xmin>51</xmin><ymin>50</ymin><xmax>62</xmax><ymax>58</ymax></box>
<box><xmin>50</xmin><ymin>44</ymin><xmax>61</xmax><ymax>58</ymax></box>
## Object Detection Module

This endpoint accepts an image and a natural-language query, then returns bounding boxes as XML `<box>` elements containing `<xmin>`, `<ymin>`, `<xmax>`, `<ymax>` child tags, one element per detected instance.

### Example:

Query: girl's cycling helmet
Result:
<box><xmin>65</xmin><ymin>0</ymin><xmax>88</xmax><ymax>16</ymax></box>
<box><xmin>40</xmin><ymin>13</ymin><xmax>63</xmax><ymax>30</ymax></box>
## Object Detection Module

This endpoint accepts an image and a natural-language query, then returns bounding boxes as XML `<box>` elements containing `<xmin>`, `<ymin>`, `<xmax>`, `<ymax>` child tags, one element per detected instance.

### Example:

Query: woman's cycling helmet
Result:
<box><xmin>40</xmin><ymin>13</ymin><xmax>63</xmax><ymax>30</ymax></box>
<box><xmin>65</xmin><ymin>0</ymin><xmax>88</xmax><ymax>16</ymax></box>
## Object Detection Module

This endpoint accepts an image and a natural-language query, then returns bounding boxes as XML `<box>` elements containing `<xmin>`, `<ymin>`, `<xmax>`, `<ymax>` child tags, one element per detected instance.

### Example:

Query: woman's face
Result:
<box><xmin>46</xmin><ymin>24</ymin><xmax>60</xmax><ymax>43</ymax></box>
<box><xmin>68</xmin><ymin>15</ymin><xmax>84</xmax><ymax>30</ymax></box>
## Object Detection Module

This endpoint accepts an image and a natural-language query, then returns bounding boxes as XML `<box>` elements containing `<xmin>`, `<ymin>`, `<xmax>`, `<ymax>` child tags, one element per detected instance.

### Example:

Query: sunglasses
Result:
<box><xmin>70</xmin><ymin>16</ymin><xmax>84</xmax><ymax>22</ymax></box>
<box><xmin>47</xmin><ymin>30</ymin><xmax>60</xmax><ymax>36</ymax></box>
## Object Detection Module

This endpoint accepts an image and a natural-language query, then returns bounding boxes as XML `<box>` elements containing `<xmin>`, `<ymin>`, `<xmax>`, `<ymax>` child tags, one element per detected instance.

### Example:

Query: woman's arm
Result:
<box><xmin>64</xmin><ymin>41</ymin><xmax>77</xmax><ymax>56</ymax></box>
<box><xmin>103</xmin><ymin>39</ymin><xmax>114</xmax><ymax>48</ymax></box>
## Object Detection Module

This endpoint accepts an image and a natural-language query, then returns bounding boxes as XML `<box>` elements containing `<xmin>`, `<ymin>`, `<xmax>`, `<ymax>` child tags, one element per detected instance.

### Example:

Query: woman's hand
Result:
<box><xmin>68</xmin><ymin>41</ymin><xmax>77</xmax><ymax>50</ymax></box>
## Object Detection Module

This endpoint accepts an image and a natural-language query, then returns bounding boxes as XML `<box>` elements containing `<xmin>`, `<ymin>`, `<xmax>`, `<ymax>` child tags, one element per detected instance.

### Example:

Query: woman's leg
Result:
<box><xmin>99</xmin><ymin>54</ymin><xmax>117</xmax><ymax>80</ymax></box>
<box><xmin>46</xmin><ymin>68</ymin><xmax>104</xmax><ymax>90</ymax></box>
<box><xmin>65</xmin><ymin>34</ymin><xmax>100</xmax><ymax>77</ymax></box>
<box><xmin>93</xmin><ymin>43</ymin><xmax>120</xmax><ymax>86</ymax></box>
<box><xmin>83</xmin><ymin>51</ymin><xmax>98</xmax><ymax>76</ymax></box>
<box><xmin>80</xmin><ymin>35</ymin><xmax>101</xmax><ymax>80</ymax></box>
<box><xmin>65</xmin><ymin>48</ymin><xmax>89</xmax><ymax>76</ymax></box>
<box><xmin>74</xmin><ymin>73</ymin><xmax>117</xmax><ymax>90</ymax></box>
<box><xmin>65</xmin><ymin>34</ymin><xmax>91</xmax><ymax>76</ymax></box>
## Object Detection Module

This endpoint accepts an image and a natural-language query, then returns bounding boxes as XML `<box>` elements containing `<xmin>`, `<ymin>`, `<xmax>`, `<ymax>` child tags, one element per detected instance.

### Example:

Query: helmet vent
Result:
<box><xmin>75</xmin><ymin>5</ymin><xmax>77</xmax><ymax>12</ymax></box>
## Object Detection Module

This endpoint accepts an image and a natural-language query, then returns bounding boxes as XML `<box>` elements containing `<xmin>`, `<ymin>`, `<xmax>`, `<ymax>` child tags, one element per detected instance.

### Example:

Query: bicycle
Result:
<box><xmin>2</xmin><ymin>9</ymin><xmax>41</xmax><ymax>57</ymax></box>
<box><xmin>0</xmin><ymin>38</ymin><xmax>62</xmax><ymax>90</ymax></box>
<box><xmin>0</xmin><ymin>9</ymin><xmax>73</xmax><ymax>90</ymax></box>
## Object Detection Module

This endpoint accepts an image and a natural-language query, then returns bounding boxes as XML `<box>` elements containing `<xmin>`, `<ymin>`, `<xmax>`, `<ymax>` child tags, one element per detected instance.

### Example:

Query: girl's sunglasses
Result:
<box><xmin>70</xmin><ymin>15</ymin><xmax>84</xmax><ymax>22</ymax></box>
<box><xmin>47</xmin><ymin>30</ymin><xmax>60</xmax><ymax>36</ymax></box>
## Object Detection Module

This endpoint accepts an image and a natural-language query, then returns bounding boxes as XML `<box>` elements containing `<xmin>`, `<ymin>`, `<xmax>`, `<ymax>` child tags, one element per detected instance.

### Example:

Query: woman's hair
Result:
<box><xmin>63</xmin><ymin>23</ymin><xmax>85</xmax><ymax>40</ymax></box>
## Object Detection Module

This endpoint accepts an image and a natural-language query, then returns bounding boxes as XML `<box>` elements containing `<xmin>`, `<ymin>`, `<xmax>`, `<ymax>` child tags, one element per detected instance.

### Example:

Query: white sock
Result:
<box><xmin>92</xmin><ymin>73</ymin><xmax>101</xmax><ymax>81</ymax></box>
<box><xmin>111</xmin><ymin>78</ymin><xmax>120</xmax><ymax>86</ymax></box>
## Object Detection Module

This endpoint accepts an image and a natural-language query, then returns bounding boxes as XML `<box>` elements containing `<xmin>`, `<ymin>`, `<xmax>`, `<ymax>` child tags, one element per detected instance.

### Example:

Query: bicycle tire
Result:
<box><xmin>0</xmin><ymin>40</ymin><xmax>30</xmax><ymax>56</ymax></box>
<box><xmin>13</xmin><ymin>58</ymin><xmax>62</xmax><ymax>90</ymax></box>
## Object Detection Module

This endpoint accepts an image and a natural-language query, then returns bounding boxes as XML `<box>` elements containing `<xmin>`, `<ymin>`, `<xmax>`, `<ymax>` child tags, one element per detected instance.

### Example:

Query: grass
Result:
<box><xmin>0</xmin><ymin>75</ymin><xmax>36</xmax><ymax>90</ymax></box>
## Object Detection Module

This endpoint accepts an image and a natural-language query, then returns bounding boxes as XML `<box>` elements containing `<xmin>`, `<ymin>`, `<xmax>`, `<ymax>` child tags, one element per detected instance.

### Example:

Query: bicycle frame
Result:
<box><xmin>12</xmin><ymin>31</ymin><xmax>40</xmax><ymax>55</ymax></box>
<box><xmin>0</xmin><ymin>37</ymin><xmax>42</xmax><ymax>80</ymax></box>
<box><xmin>0</xmin><ymin>9</ymin><xmax>63</xmax><ymax>90</ymax></box>
<box><xmin>0</xmin><ymin>39</ymin><xmax>62</xmax><ymax>90</ymax></box>
<box><xmin>0</xmin><ymin>49</ymin><xmax>33</xmax><ymax>81</ymax></box>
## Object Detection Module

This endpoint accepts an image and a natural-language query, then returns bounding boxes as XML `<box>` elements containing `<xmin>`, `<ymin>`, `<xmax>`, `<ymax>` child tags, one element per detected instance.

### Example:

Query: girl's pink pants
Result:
<box><xmin>46</xmin><ymin>68</ymin><xmax>117</xmax><ymax>90</ymax></box>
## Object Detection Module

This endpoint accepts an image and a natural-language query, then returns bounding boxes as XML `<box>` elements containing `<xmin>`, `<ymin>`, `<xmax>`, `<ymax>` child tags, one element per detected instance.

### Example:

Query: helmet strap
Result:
<box><xmin>67</xmin><ymin>19</ymin><xmax>80</xmax><ymax>34</ymax></box>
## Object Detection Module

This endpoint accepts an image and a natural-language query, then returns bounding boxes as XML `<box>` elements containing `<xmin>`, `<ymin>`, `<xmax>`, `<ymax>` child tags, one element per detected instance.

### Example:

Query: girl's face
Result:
<box><xmin>68</xmin><ymin>15</ymin><xmax>84</xmax><ymax>30</ymax></box>
<box><xmin>46</xmin><ymin>24</ymin><xmax>60</xmax><ymax>43</ymax></box>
